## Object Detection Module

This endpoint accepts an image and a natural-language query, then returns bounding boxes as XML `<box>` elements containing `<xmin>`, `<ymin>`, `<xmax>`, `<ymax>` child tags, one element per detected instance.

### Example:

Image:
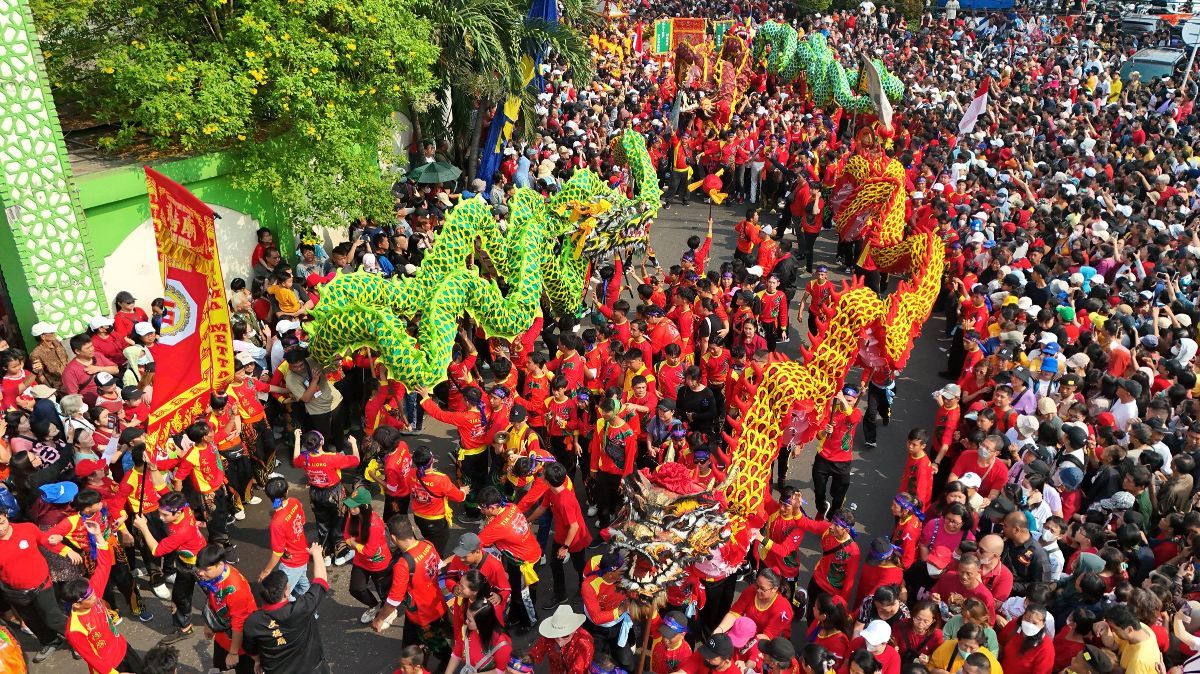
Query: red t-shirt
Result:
<box><xmin>208</xmin><ymin>565</ymin><xmax>258</xmax><ymax>652</ymax></box>
<box><xmin>479</xmin><ymin>505</ymin><xmax>541</xmax><ymax>563</ymax></box>
<box><xmin>270</xmin><ymin>497</ymin><xmax>310</xmax><ymax>568</ymax></box>
<box><xmin>730</xmin><ymin>585</ymin><xmax>794</xmax><ymax>638</ymax></box>
<box><xmin>347</xmin><ymin>513</ymin><xmax>392</xmax><ymax>572</ymax></box>
<box><xmin>950</xmin><ymin>451</ymin><xmax>1007</xmax><ymax>496</ymax></box>
<box><xmin>0</xmin><ymin>523</ymin><xmax>51</xmax><ymax>589</ymax></box>
<box><xmin>542</xmin><ymin>484</ymin><xmax>592</xmax><ymax>552</ymax></box>
<box><xmin>293</xmin><ymin>451</ymin><xmax>360</xmax><ymax>489</ymax></box>
<box><xmin>156</xmin><ymin>508</ymin><xmax>207</xmax><ymax>565</ymax></box>
<box><xmin>387</xmin><ymin>540</ymin><xmax>446</xmax><ymax>626</ymax></box>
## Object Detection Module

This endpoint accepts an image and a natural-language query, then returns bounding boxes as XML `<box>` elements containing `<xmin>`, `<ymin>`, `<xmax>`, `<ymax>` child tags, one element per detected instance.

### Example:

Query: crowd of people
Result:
<box><xmin>0</xmin><ymin>0</ymin><xmax>1198</xmax><ymax>673</ymax></box>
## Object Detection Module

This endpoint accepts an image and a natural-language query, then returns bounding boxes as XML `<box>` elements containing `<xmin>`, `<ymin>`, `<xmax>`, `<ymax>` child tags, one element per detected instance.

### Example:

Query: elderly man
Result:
<box><xmin>1001</xmin><ymin>511</ymin><xmax>1051</xmax><ymax>597</ymax></box>
<box><xmin>30</xmin><ymin>321</ymin><xmax>69</xmax><ymax>393</ymax></box>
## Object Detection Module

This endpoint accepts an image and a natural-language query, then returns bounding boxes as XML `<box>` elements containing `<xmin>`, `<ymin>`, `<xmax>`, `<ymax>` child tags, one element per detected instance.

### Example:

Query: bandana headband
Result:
<box><xmin>894</xmin><ymin>494</ymin><xmax>927</xmax><ymax>522</ymax></box>
<box><xmin>832</xmin><ymin>515</ymin><xmax>857</xmax><ymax>538</ymax></box>
<box><xmin>509</xmin><ymin>660</ymin><xmax>535</xmax><ymax>674</ymax></box>
<box><xmin>661</xmin><ymin>615</ymin><xmax>688</xmax><ymax>634</ymax></box>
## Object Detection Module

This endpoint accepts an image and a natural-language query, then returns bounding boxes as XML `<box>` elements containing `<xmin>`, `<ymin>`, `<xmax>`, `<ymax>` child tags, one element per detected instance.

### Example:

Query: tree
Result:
<box><xmin>33</xmin><ymin>0</ymin><xmax>438</xmax><ymax>231</ymax></box>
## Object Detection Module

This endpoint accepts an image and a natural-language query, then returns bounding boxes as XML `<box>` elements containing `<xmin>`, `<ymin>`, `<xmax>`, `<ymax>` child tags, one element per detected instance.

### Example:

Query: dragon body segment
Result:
<box><xmin>751</xmin><ymin>23</ymin><xmax>904</xmax><ymax>114</ymax></box>
<box><xmin>306</xmin><ymin>132</ymin><xmax>659</xmax><ymax>387</ymax></box>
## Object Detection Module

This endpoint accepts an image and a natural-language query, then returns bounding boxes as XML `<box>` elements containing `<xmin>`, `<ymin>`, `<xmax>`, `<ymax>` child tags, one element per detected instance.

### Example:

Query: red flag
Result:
<box><xmin>143</xmin><ymin>167</ymin><xmax>235</xmax><ymax>456</ymax></box>
<box><xmin>633</xmin><ymin>22</ymin><xmax>644</xmax><ymax>54</ymax></box>
<box><xmin>958</xmin><ymin>76</ymin><xmax>990</xmax><ymax>136</ymax></box>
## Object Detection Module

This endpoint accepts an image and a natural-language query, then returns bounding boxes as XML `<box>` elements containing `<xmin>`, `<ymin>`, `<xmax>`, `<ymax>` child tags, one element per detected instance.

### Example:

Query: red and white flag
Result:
<box><xmin>633</xmin><ymin>22</ymin><xmax>644</xmax><ymax>54</ymax></box>
<box><xmin>958</xmin><ymin>77</ymin><xmax>990</xmax><ymax>136</ymax></box>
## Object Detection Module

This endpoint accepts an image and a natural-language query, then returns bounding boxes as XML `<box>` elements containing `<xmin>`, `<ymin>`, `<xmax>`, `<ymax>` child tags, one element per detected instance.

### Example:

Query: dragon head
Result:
<box><xmin>609</xmin><ymin>464</ymin><xmax>730</xmax><ymax>606</ymax></box>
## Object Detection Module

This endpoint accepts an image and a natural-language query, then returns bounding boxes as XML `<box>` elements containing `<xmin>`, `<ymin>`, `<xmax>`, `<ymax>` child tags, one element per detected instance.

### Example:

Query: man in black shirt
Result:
<box><xmin>243</xmin><ymin>541</ymin><xmax>331</xmax><ymax>673</ymax></box>
<box><xmin>1000</xmin><ymin>511</ymin><xmax>1051</xmax><ymax>597</ymax></box>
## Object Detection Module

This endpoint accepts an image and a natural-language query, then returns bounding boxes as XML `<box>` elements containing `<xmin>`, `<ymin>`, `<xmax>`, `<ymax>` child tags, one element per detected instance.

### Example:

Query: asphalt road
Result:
<box><xmin>27</xmin><ymin>199</ymin><xmax>945</xmax><ymax>672</ymax></box>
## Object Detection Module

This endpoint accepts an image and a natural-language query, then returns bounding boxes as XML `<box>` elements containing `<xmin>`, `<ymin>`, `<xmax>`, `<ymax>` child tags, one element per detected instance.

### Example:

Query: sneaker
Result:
<box><xmin>110</xmin><ymin>609</ymin><xmax>123</xmax><ymax>626</ymax></box>
<box><xmin>32</xmin><ymin>640</ymin><xmax>63</xmax><ymax>663</ymax></box>
<box><xmin>587</xmin><ymin>505</ymin><xmax>598</xmax><ymax>517</ymax></box>
<box><xmin>864</xmin><ymin>441</ymin><xmax>878</xmax><ymax>448</ymax></box>
<box><xmin>778</xmin><ymin>335</ymin><xmax>790</xmax><ymax>344</ymax></box>
<box><xmin>380</xmin><ymin>609</ymin><xmax>398</xmax><ymax>629</ymax></box>
<box><xmin>133</xmin><ymin>609</ymin><xmax>155</xmax><ymax>623</ymax></box>
<box><xmin>324</xmin><ymin>555</ymin><xmax>333</xmax><ymax>567</ymax></box>
<box><xmin>247</xmin><ymin>496</ymin><xmax>263</xmax><ymax>505</ymax></box>
<box><xmin>360</xmin><ymin>605</ymin><xmax>379</xmax><ymax>624</ymax></box>
<box><xmin>541</xmin><ymin>595</ymin><xmax>567</xmax><ymax>610</ymax></box>
<box><xmin>233</xmin><ymin>510</ymin><xmax>246</xmax><ymax>521</ymax></box>
<box><xmin>132</xmin><ymin>567</ymin><xmax>147</xmax><ymax>579</ymax></box>
<box><xmin>334</xmin><ymin>550</ymin><xmax>356</xmax><ymax>566</ymax></box>
<box><xmin>165</xmin><ymin>572</ymin><xmax>177</xmax><ymax>584</ymax></box>
<box><xmin>538</xmin><ymin>555</ymin><xmax>547</xmax><ymax>566</ymax></box>
<box><xmin>152</xmin><ymin>584</ymin><xmax>171</xmax><ymax>600</ymax></box>
<box><xmin>267</xmin><ymin>472</ymin><xmax>285</xmax><ymax>480</ymax></box>
<box><xmin>458</xmin><ymin>513</ymin><xmax>483</xmax><ymax>525</ymax></box>
<box><xmin>159</xmin><ymin>628</ymin><xmax>194</xmax><ymax>646</ymax></box>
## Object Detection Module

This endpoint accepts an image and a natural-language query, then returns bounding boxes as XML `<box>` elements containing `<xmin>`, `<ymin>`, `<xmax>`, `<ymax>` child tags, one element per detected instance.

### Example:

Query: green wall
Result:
<box><xmin>77</xmin><ymin>151</ymin><xmax>291</xmax><ymax>261</ymax></box>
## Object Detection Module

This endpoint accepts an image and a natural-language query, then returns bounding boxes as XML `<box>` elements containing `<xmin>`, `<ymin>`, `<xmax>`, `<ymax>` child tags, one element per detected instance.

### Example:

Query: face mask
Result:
<box><xmin>1041</xmin><ymin>529</ymin><xmax>1057</xmax><ymax>543</ymax></box>
<box><xmin>1020</xmin><ymin>620</ymin><xmax>1041</xmax><ymax>637</ymax></box>
<box><xmin>958</xmin><ymin>649</ymin><xmax>972</xmax><ymax>660</ymax></box>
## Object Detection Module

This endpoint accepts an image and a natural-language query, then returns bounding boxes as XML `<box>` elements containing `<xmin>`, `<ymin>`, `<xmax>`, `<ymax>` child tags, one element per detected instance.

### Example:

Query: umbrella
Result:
<box><xmin>408</xmin><ymin>161</ymin><xmax>462</xmax><ymax>185</ymax></box>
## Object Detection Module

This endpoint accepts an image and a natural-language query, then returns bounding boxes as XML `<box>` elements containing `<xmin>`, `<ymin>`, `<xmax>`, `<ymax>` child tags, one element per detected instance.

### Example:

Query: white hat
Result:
<box><xmin>959</xmin><ymin>472</ymin><xmax>983</xmax><ymax>489</ymax></box>
<box><xmin>133</xmin><ymin>322</ymin><xmax>156</xmax><ymax>337</ymax></box>
<box><xmin>1016</xmin><ymin>414</ymin><xmax>1040</xmax><ymax>438</ymax></box>
<box><xmin>861</xmin><ymin>620</ymin><xmax>892</xmax><ymax>648</ymax></box>
<box><xmin>88</xmin><ymin>316</ymin><xmax>115</xmax><ymax>331</ymax></box>
<box><xmin>539</xmin><ymin>605</ymin><xmax>587</xmax><ymax>639</ymax></box>
<box><xmin>936</xmin><ymin>383</ymin><xmax>961</xmax><ymax>399</ymax></box>
<box><xmin>31</xmin><ymin>321</ymin><xmax>56</xmax><ymax>337</ymax></box>
<box><xmin>275</xmin><ymin>319</ymin><xmax>300</xmax><ymax>334</ymax></box>
<box><xmin>1017</xmin><ymin>296</ymin><xmax>1033</xmax><ymax>311</ymax></box>
<box><xmin>1067</xmin><ymin>353</ymin><xmax>1091</xmax><ymax>369</ymax></box>
<box><xmin>1038</xmin><ymin>332</ymin><xmax>1058</xmax><ymax>345</ymax></box>
<box><xmin>912</xmin><ymin>191</ymin><xmax>924</xmax><ymax>200</ymax></box>
<box><xmin>746</xmin><ymin>265</ymin><xmax>764</xmax><ymax>277</ymax></box>
<box><xmin>932</xmin><ymin>183</ymin><xmax>946</xmax><ymax>192</ymax></box>
<box><xmin>761</xmin><ymin>226</ymin><xmax>774</xmax><ymax>236</ymax></box>
<box><xmin>1179</xmin><ymin>315</ymin><xmax>1193</xmax><ymax>327</ymax></box>
<box><xmin>235</xmin><ymin>351</ymin><xmax>257</xmax><ymax>367</ymax></box>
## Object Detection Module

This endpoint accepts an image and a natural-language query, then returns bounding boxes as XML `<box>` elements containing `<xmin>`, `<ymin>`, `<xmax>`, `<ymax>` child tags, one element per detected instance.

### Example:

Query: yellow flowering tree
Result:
<box><xmin>34</xmin><ymin>0</ymin><xmax>438</xmax><ymax>230</ymax></box>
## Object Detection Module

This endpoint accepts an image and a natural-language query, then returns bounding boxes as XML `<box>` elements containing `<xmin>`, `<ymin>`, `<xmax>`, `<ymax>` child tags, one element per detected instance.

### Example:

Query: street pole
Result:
<box><xmin>1184</xmin><ymin>39</ymin><xmax>1200</xmax><ymax>92</ymax></box>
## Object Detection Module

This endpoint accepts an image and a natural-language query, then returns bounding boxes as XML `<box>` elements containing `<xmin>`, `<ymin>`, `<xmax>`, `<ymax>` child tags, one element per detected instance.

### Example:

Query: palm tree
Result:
<box><xmin>409</xmin><ymin>0</ymin><xmax>597</xmax><ymax>177</ymax></box>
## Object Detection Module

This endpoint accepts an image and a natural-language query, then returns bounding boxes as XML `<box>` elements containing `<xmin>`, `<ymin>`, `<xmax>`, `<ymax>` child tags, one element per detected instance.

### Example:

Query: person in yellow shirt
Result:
<box><xmin>927</xmin><ymin>623</ymin><xmax>1002</xmax><ymax>674</ymax></box>
<box><xmin>1094</xmin><ymin>605</ymin><xmax>1161</xmax><ymax>674</ymax></box>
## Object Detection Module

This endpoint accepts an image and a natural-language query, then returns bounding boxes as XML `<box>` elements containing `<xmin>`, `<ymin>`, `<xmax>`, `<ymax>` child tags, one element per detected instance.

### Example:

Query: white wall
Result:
<box><xmin>99</xmin><ymin>204</ymin><xmax>260</xmax><ymax>313</ymax></box>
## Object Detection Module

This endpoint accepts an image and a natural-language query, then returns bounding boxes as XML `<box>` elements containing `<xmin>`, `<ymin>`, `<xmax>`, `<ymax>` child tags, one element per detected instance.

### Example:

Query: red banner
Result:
<box><xmin>144</xmin><ymin>167</ymin><xmax>234</xmax><ymax>454</ymax></box>
<box><xmin>671</xmin><ymin>17</ymin><xmax>707</xmax><ymax>49</ymax></box>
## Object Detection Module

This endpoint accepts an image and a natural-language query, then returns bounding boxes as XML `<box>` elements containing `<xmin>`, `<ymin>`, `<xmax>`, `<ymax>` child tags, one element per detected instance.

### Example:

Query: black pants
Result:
<box><xmin>811</xmin><ymin>455</ymin><xmax>851</xmax><ymax>518</ymax></box>
<box><xmin>116</xmin><ymin>647</ymin><xmax>144</xmax><ymax>673</ymax></box>
<box><xmin>503</xmin><ymin>556</ymin><xmax>538</xmax><ymax>628</ymax></box>
<box><xmin>249</xmin><ymin>419</ymin><xmax>278</xmax><ymax>487</ymax></box>
<box><xmin>349</xmin><ymin>565</ymin><xmax>391</xmax><ymax>608</ymax></box>
<box><xmin>549</xmin><ymin>549</ymin><xmax>586</xmax><ymax>600</ymax></box>
<box><xmin>129</xmin><ymin>510</ymin><xmax>167</xmax><ymax>586</ymax></box>
<box><xmin>587</xmin><ymin>619</ymin><xmax>635</xmax><ymax>670</ymax></box>
<box><xmin>862</xmin><ymin>383</ymin><xmax>891</xmax><ymax>445</ymax></box>
<box><xmin>460</xmin><ymin>451</ymin><xmax>489</xmax><ymax>518</ymax></box>
<box><xmin>222</xmin><ymin>450</ymin><xmax>255</xmax><ymax>507</ymax></box>
<box><xmin>698</xmin><ymin>574</ymin><xmax>737</xmax><ymax>641</ymax></box>
<box><xmin>416</xmin><ymin>516</ymin><xmax>451</xmax><ymax>557</ymax></box>
<box><xmin>806</xmin><ymin>576</ymin><xmax>831</xmax><ymax>623</ymax></box>
<box><xmin>309</xmin><ymin>487</ymin><xmax>347</xmax><ymax>558</ymax></box>
<box><xmin>548</xmin><ymin>435</ymin><xmax>579</xmax><ymax>482</ymax></box>
<box><xmin>593</xmin><ymin>471</ymin><xmax>623</xmax><ymax>528</ymax></box>
<box><xmin>763</xmin><ymin>322</ymin><xmax>781</xmax><ymax>352</ymax></box>
<box><xmin>947</xmin><ymin>328</ymin><xmax>965</xmax><ymax>375</ymax></box>
<box><xmin>214</xmin><ymin>639</ymin><xmax>257</xmax><ymax>673</ymax></box>
<box><xmin>8</xmin><ymin>580</ymin><xmax>65</xmax><ymax>646</ymax></box>
<box><xmin>171</xmin><ymin>563</ymin><xmax>197</xmax><ymax>629</ymax></box>
<box><xmin>384</xmin><ymin>494</ymin><xmax>411</xmax><ymax>519</ymax></box>
<box><xmin>668</xmin><ymin>169</ymin><xmax>690</xmax><ymax>204</ymax></box>
<box><xmin>800</xmin><ymin>231</ymin><xmax>820</xmax><ymax>272</ymax></box>
<box><xmin>306</xmin><ymin>405</ymin><xmax>347</xmax><ymax>448</ymax></box>
<box><xmin>199</xmin><ymin>488</ymin><xmax>232</xmax><ymax>545</ymax></box>
<box><xmin>775</xmin><ymin>446</ymin><xmax>793</xmax><ymax>488</ymax></box>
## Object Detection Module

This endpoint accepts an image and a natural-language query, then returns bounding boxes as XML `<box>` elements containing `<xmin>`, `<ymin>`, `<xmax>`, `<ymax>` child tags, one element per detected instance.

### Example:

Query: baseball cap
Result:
<box><xmin>698</xmin><ymin>634</ymin><xmax>734</xmax><ymax>661</ymax></box>
<box><xmin>453</xmin><ymin>532</ymin><xmax>482</xmax><ymax>557</ymax></box>
<box><xmin>658</xmin><ymin>611</ymin><xmax>689</xmax><ymax>638</ymax></box>
<box><xmin>28</xmin><ymin>384</ymin><xmax>55</xmax><ymax>399</ymax></box>
<box><xmin>88</xmin><ymin>316</ymin><xmax>115</xmax><ymax>331</ymax></box>
<box><xmin>342</xmin><ymin>486</ymin><xmax>373</xmax><ymax>510</ymax></box>
<box><xmin>39</xmin><ymin>481</ymin><xmax>78</xmax><ymax>505</ymax></box>
<box><xmin>74</xmin><ymin>458</ymin><xmax>108</xmax><ymax>478</ymax></box>
<box><xmin>30</xmin><ymin>321</ymin><xmax>56</xmax><ymax>337</ymax></box>
<box><xmin>935</xmin><ymin>383</ymin><xmax>961</xmax><ymax>399</ymax></box>
<box><xmin>94</xmin><ymin>372</ymin><xmax>116</xmax><ymax>388</ymax></box>
<box><xmin>235</xmin><ymin>352</ymin><xmax>257</xmax><ymax>367</ymax></box>
<box><xmin>509</xmin><ymin>405</ymin><xmax>528</xmax><ymax>423</ymax></box>
<box><xmin>757</xmin><ymin>637</ymin><xmax>796</xmax><ymax>663</ymax></box>
<box><xmin>983</xmin><ymin>495</ymin><xmax>1017</xmax><ymax>520</ymax></box>
<box><xmin>121</xmin><ymin>385</ymin><xmax>142</xmax><ymax>401</ymax></box>
<box><xmin>1098</xmin><ymin>491</ymin><xmax>1135</xmax><ymax>511</ymax></box>
<box><xmin>860</xmin><ymin>620</ymin><xmax>892</xmax><ymax>648</ymax></box>
<box><xmin>727</xmin><ymin>617</ymin><xmax>756</xmax><ymax>648</ymax></box>
<box><xmin>133</xmin><ymin>322</ymin><xmax>156</xmax><ymax>337</ymax></box>
<box><xmin>959</xmin><ymin>472</ymin><xmax>983</xmax><ymax>489</ymax></box>
<box><xmin>275</xmin><ymin>319</ymin><xmax>301</xmax><ymax>334</ymax></box>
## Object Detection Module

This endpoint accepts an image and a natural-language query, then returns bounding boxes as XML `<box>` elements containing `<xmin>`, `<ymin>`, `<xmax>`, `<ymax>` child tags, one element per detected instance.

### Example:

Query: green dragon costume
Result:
<box><xmin>752</xmin><ymin>23</ymin><xmax>904</xmax><ymax>114</ymax></box>
<box><xmin>306</xmin><ymin>131</ymin><xmax>660</xmax><ymax>387</ymax></box>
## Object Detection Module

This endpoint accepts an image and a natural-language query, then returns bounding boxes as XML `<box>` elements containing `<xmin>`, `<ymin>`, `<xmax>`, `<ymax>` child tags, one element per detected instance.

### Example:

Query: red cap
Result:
<box><xmin>74</xmin><ymin>458</ymin><xmax>108</xmax><ymax>478</ymax></box>
<box><xmin>1096</xmin><ymin>412</ymin><xmax>1117</xmax><ymax>428</ymax></box>
<box><xmin>927</xmin><ymin>546</ymin><xmax>953</xmax><ymax>570</ymax></box>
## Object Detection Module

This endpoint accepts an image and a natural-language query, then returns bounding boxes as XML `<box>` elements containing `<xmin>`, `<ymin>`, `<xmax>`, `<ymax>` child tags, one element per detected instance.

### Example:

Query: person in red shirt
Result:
<box><xmin>799</xmin><ymin>266</ymin><xmax>834</xmax><ymax>337</ymax></box>
<box><xmin>61</xmin><ymin>333</ymin><xmax>120</xmax><ymax>406</ymax></box>
<box><xmin>529</xmin><ymin>605</ymin><xmax>595</xmax><ymax>674</ymax></box>
<box><xmin>0</xmin><ymin>350</ymin><xmax>34</xmax><ymax>411</ymax></box>
<box><xmin>589</xmin><ymin>397</ymin><xmax>638</xmax><ymax>526</ymax></box>
<box><xmin>714</xmin><ymin>568</ymin><xmax>794</xmax><ymax>639</ymax></box>
<box><xmin>195</xmin><ymin>544</ymin><xmax>258</xmax><ymax>673</ymax></box>
<box><xmin>63</xmin><ymin>578</ymin><xmax>143</xmax><ymax>674</ymax></box>
<box><xmin>931</xmin><ymin>383</ymin><xmax>962</xmax><ymax>467</ymax></box>
<box><xmin>132</xmin><ymin>492</ymin><xmax>206</xmax><ymax>644</ymax></box>
<box><xmin>899</xmin><ymin>428</ymin><xmax>934</xmax><ymax>508</ymax></box>
<box><xmin>649</xmin><ymin>611</ymin><xmax>693</xmax><ymax>674</ymax></box>
<box><xmin>372</xmin><ymin>516</ymin><xmax>451</xmax><ymax>657</ymax></box>
<box><xmin>757</xmin><ymin>275</ymin><xmax>788</xmax><ymax>352</ymax></box>
<box><xmin>809</xmin><ymin>388</ymin><xmax>862</xmax><ymax>518</ymax></box>
<box><xmin>408</xmin><ymin>445</ymin><xmax>467</xmax><ymax>555</ymax></box>
<box><xmin>947</xmin><ymin>435</ymin><xmax>1007</xmax><ymax>501</ymax></box>
<box><xmin>794</xmin><ymin>508</ymin><xmax>861</xmax><ymax>612</ymax></box>
<box><xmin>549</xmin><ymin>335</ymin><xmax>589</xmax><ymax>391</ymax></box>
<box><xmin>930</xmin><ymin>554</ymin><xmax>996</xmax><ymax>623</ymax></box>
<box><xmin>0</xmin><ymin>508</ymin><xmax>68</xmax><ymax>660</ymax></box>
<box><xmin>292</xmin><ymin>429</ymin><xmax>360</xmax><ymax>565</ymax></box>
<box><xmin>257</xmin><ymin>477</ymin><xmax>310</xmax><ymax>598</ymax></box>
<box><xmin>374</xmin><ymin>426</ymin><xmax>414</xmax><ymax>519</ymax></box>
<box><xmin>582</xmin><ymin>551</ymin><xmax>635</xmax><ymax>668</ymax></box>
<box><xmin>341</xmin><ymin>486</ymin><xmax>394</xmax><ymax>621</ymax></box>
<box><xmin>159</xmin><ymin>421</ymin><xmax>234</xmax><ymax>551</ymax></box>
<box><xmin>530</xmin><ymin>462</ymin><xmax>591</xmax><ymax>608</ymax></box>
<box><xmin>997</xmin><ymin>604</ymin><xmax>1055</xmax><ymax>674</ymax></box>
<box><xmin>734</xmin><ymin>208</ymin><xmax>763</xmax><ymax>266</ymax></box>
<box><xmin>478</xmin><ymin>486</ymin><xmax>542</xmax><ymax>628</ymax></box>
<box><xmin>656</xmin><ymin>344</ymin><xmax>687</xmax><ymax>402</ymax></box>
